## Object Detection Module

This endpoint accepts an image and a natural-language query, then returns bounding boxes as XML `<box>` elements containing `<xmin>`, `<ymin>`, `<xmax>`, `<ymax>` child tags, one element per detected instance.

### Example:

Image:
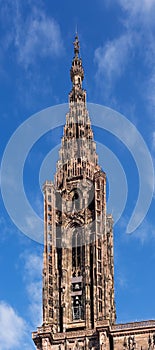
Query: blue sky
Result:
<box><xmin>0</xmin><ymin>0</ymin><xmax>155</xmax><ymax>349</ymax></box>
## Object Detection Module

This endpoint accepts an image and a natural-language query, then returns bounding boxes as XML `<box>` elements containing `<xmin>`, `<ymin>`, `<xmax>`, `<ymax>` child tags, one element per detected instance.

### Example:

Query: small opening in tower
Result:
<box><xmin>72</xmin><ymin>190</ymin><xmax>80</xmax><ymax>211</ymax></box>
<box><xmin>73</xmin><ymin>192</ymin><xmax>78</xmax><ymax>200</ymax></box>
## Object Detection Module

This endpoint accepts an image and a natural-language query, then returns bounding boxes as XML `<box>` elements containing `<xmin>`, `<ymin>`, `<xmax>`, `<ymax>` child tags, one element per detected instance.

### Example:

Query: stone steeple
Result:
<box><xmin>33</xmin><ymin>34</ymin><xmax>117</xmax><ymax>349</ymax></box>
<box><xmin>40</xmin><ymin>34</ymin><xmax>116</xmax><ymax>335</ymax></box>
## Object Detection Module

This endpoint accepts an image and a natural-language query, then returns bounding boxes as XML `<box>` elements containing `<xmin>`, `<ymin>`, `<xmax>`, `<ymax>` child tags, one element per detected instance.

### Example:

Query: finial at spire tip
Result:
<box><xmin>75</xmin><ymin>24</ymin><xmax>78</xmax><ymax>36</ymax></box>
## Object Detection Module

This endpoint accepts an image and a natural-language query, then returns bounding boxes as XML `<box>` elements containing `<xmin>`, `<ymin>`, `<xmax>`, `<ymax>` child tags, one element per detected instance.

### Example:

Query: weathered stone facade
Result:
<box><xmin>32</xmin><ymin>35</ymin><xmax>155</xmax><ymax>350</ymax></box>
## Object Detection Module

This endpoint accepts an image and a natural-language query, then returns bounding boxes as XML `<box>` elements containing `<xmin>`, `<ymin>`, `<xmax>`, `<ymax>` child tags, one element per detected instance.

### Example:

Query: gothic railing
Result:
<box><xmin>112</xmin><ymin>320</ymin><xmax>155</xmax><ymax>331</ymax></box>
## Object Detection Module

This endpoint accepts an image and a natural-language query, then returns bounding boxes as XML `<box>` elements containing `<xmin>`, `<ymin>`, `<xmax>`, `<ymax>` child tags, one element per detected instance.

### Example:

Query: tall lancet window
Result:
<box><xmin>71</xmin><ymin>226</ymin><xmax>85</xmax><ymax>321</ymax></box>
<box><xmin>72</xmin><ymin>227</ymin><xmax>85</xmax><ymax>276</ymax></box>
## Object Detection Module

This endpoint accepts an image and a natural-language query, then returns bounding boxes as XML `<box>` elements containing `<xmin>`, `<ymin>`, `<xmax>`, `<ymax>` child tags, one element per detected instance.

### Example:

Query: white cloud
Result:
<box><xmin>125</xmin><ymin>219</ymin><xmax>155</xmax><ymax>245</ymax></box>
<box><xmin>0</xmin><ymin>1</ymin><xmax>63</xmax><ymax>69</ymax></box>
<box><xmin>21</xmin><ymin>251</ymin><xmax>42</xmax><ymax>327</ymax></box>
<box><xmin>117</xmin><ymin>272</ymin><xmax>128</xmax><ymax>289</ymax></box>
<box><xmin>94</xmin><ymin>0</ymin><xmax>155</xmax><ymax>108</ymax></box>
<box><xmin>94</xmin><ymin>33</ymin><xmax>132</xmax><ymax>86</ymax></box>
<box><xmin>94</xmin><ymin>32</ymin><xmax>135</xmax><ymax>102</ymax></box>
<box><xmin>24</xmin><ymin>252</ymin><xmax>42</xmax><ymax>279</ymax></box>
<box><xmin>15</xmin><ymin>10</ymin><xmax>63</xmax><ymax>68</ymax></box>
<box><xmin>118</xmin><ymin>0</ymin><xmax>155</xmax><ymax>18</ymax></box>
<box><xmin>0</xmin><ymin>216</ymin><xmax>20</xmax><ymax>241</ymax></box>
<box><xmin>132</xmin><ymin>220</ymin><xmax>155</xmax><ymax>245</ymax></box>
<box><xmin>0</xmin><ymin>254</ymin><xmax>42</xmax><ymax>350</ymax></box>
<box><xmin>151</xmin><ymin>132</ymin><xmax>155</xmax><ymax>198</ymax></box>
<box><xmin>146</xmin><ymin>72</ymin><xmax>155</xmax><ymax>110</ymax></box>
<box><xmin>0</xmin><ymin>301</ymin><xmax>33</xmax><ymax>350</ymax></box>
<box><xmin>27</xmin><ymin>281</ymin><xmax>42</xmax><ymax>326</ymax></box>
<box><xmin>152</xmin><ymin>132</ymin><xmax>155</xmax><ymax>151</ymax></box>
<box><xmin>118</xmin><ymin>216</ymin><xmax>155</xmax><ymax>245</ymax></box>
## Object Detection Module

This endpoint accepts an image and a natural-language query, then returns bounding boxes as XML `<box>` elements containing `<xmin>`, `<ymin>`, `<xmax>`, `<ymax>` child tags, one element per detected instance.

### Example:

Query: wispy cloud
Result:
<box><xmin>94</xmin><ymin>0</ymin><xmax>155</xmax><ymax>108</ymax></box>
<box><xmin>117</xmin><ymin>0</ymin><xmax>155</xmax><ymax>21</ymax></box>
<box><xmin>0</xmin><ymin>215</ymin><xmax>21</xmax><ymax>242</ymax></box>
<box><xmin>152</xmin><ymin>132</ymin><xmax>155</xmax><ymax>152</ymax></box>
<box><xmin>21</xmin><ymin>250</ymin><xmax>42</xmax><ymax>327</ymax></box>
<box><xmin>105</xmin><ymin>0</ymin><xmax>155</xmax><ymax>19</ymax></box>
<box><xmin>116</xmin><ymin>272</ymin><xmax>128</xmax><ymax>289</ymax></box>
<box><xmin>15</xmin><ymin>8</ymin><xmax>63</xmax><ymax>68</ymax></box>
<box><xmin>132</xmin><ymin>220</ymin><xmax>154</xmax><ymax>245</ymax></box>
<box><xmin>94</xmin><ymin>33</ymin><xmax>132</xmax><ymax>92</ymax></box>
<box><xmin>0</xmin><ymin>0</ymin><xmax>64</xmax><ymax>108</ymax></box>
<box><xmin>24</xmin><ymin>252</ymin><xmax>42</xmax><ymax>279</ymax></box>
<box><xmin>151</xmin><ymin>131</ymin><xmax>155</xmax><ymax>197</ymax></box>
<box><xmin>0</xmin><ymin>301</ymin><xmax>33</xmax><ymax>350</ymax></box>
<box><xmin>0</xmin><ymin>0</ymin><xmax>63</xmax><ymax>69</ymax></box>
<box><xmin>146</xmin><ymin>72</ymin><xmax>155</xmax><ymax>111</ymax></box>
<box><xmin>27</xmin><ymin>281</ymin><xmax>42</xmax><ymax>326</ymax></box>
<box><xmin>119</xmin><ymin>217</ymin><xmax>155</xmax><ymax>245</ymax></box>
<box><xmin>0</xmin><ymin>250</ymin><xmax>43</xmax><ymax>349</ymax></box>
<box><xmin>94</xmin><ymin>30</ymin><xmax>135</xmax><ymax>102</ymax></box>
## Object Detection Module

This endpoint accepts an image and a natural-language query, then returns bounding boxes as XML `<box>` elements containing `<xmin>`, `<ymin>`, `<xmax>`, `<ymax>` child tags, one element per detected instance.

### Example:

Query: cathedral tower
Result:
<box><xmin>32</xmin><ymin>35</ymin><xmax>155</xmax><ymax>350</ymax></box>
<box><xmin>42</xmin><ymin>34</ymin><xmax>115</xmax><ymax>333</ymax></box>
<box><xmin>32</xmin><ymin>34</ymin><xmax>115</xmax><ymax>349</ymax></box>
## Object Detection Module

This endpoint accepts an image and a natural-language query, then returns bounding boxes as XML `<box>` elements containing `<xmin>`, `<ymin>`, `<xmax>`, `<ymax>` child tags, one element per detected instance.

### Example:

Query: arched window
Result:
<box><xmin>72</xmin><ymin>227</ymin><xmax>85</xmax><ymax>275</ymax></box>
